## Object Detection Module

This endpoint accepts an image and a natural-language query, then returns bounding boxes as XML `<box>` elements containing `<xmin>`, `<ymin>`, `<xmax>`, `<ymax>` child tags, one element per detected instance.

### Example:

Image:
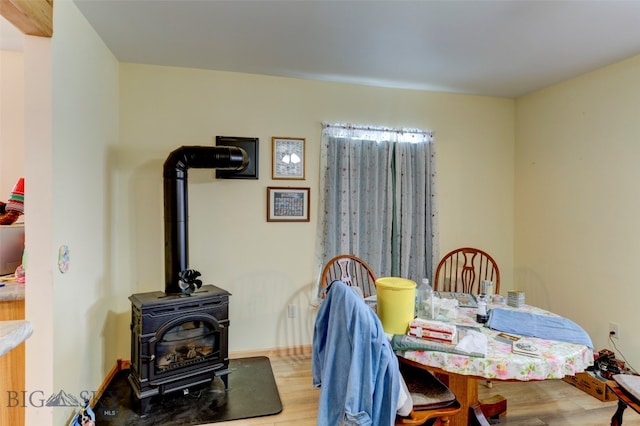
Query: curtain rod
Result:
<box><xmin>322</xmin><ymin>122</ymin><xmax>433</xmax><ymax>137</ymax></box>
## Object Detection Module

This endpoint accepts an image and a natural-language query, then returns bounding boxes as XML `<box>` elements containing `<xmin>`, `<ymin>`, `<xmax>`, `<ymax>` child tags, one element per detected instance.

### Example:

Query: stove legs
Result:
<box><xmin>217</xmin><ymin>367</ymin><xmax>231</xmax><ymax>391</ymax></box>
<box><xmin>139</xmin><ymin>396</ymin><xmax>152</xmax><ymax>417</ymax></box>
<box><xmin>128</xmin><ymin>387</ymin><xmax>153</xmax><ymax>417</ymax></box>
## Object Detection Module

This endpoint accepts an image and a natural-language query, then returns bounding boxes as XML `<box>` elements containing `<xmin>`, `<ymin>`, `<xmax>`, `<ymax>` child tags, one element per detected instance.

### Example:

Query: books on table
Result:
<box><xmin>495</xmin><ymin>332</ymin><xmax>521</xmax><ymax>345</ymax></box>
<box><xmin>507</xmin><ymin>290</ymin><xmax>525</xmax><ymax>307</ymax></box>
<box><xmin>408</xmin><ymin>318</ymin><xmax>457</xmax><ymax>343</ymax></box>
<box><xmin>494</xmin><ymin>332</ymin><xmax>542</xmax><ymax>358</ymax></box>
<box><xmin>512</xmin><ymin>339</ymin><xmax>542</xmax><ymax>358</ymax></box>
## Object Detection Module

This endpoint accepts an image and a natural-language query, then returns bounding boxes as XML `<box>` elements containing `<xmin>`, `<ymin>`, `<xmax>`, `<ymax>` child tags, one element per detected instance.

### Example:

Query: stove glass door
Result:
<box><xmin>155</xmin><ymin>319</ymin><xmax>219</xmax><ymax>374</ymax></box>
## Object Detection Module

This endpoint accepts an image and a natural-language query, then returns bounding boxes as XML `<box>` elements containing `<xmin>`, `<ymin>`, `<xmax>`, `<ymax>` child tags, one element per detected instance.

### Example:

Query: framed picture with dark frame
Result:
<box><xmin>272</xmin><ymin>137</ymin><xmax>305</xmax><ymax>180</ymax></box>
<box><xmin>267</xmin><ymin>187</ymin><xmax>310</xmax><ymax>222</ymax></box>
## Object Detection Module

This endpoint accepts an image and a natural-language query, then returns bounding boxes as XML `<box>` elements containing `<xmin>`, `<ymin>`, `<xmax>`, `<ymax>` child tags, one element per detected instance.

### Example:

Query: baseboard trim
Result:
<box><xmin>229</xmin><ymin>344</ymin><xmax>312</xmax><ymax>359</ymax></box>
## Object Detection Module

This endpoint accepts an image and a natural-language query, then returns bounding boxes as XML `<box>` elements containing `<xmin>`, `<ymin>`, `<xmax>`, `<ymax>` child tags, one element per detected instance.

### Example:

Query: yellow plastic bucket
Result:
<box><xmin>375</xmin><ymin>277</ymin><xmax>416</xmax><ymax>334</ymax></box>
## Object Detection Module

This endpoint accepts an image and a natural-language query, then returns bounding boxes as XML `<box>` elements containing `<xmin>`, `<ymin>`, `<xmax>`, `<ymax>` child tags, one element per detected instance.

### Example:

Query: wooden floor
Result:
<box><xmin>202</xmin><ymin>353</ymin><xmax>640</xmax><ymax>426</ymax></box>
<box><xmin>214</xmin><ymin>353</ymin><xmax>317</xmax><ymax>426</ymax></box>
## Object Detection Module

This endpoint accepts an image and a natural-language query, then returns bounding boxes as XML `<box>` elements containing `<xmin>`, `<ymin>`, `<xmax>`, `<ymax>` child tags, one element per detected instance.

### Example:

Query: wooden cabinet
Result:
<box><xmin>0</xmin><ymin>299</ymin><xmax>25</xmax><ymax>426</ymax></box>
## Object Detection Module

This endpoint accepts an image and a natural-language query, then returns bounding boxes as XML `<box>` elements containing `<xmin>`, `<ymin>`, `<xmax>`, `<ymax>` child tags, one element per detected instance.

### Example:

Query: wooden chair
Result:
<box><xmin>319</xmin><ymin>254</ymin><xmax>377</xmax><ymax>299</ymax></box>
<box><xmin>608</xmin><ymin>379</ymin><xmax>640</xmax><ymax>426</ymax></box>
<box><xmin>434</xmin><ymin>247</ymin><xmax>504</xmax><ymax>418</ymax></box>
<box><xmin>434</xmin><ymin>247</ymin><xmax>500</xmax><ymax>295</ymax></box>
<box><xmin>396</xmin><ymin>359</ymin><xmax>463</xmax><ymax>425</ymax></box>
<box><xmin>396</xmin><ymin>401</ymin><xmax>462</xmax><ymax>425</ymax></box>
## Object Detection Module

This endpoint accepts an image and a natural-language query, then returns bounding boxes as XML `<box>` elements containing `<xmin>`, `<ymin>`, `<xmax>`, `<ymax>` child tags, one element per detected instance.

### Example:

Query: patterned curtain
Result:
<box><xmin>315</xmin><ymin>123</ymin><xmax>439</xmax><ymax>299</ymax></box>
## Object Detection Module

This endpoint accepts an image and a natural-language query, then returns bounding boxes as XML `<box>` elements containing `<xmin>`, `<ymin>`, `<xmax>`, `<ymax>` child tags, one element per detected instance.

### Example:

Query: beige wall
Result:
<box><xmin>515</xmin><ymin>55</ymin><xmax>640</xmax><ymax>363</ymax></box>
<box><xmin>117</xmin><ymin>64</ymin><xmax>515</xmax><ymax>355</ymax></box>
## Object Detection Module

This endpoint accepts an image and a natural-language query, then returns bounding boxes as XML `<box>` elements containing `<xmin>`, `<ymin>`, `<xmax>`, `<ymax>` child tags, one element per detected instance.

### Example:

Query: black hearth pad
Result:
<box><xmin>94</xmin><ymin>356</ymin><xmax>283</xmax><ymax>425</ymax></box>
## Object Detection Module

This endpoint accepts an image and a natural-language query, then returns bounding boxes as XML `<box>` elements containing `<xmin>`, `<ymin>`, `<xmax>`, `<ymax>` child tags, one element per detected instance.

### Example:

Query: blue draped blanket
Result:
<box><xmin>487</xmin><ymin>308</ymin><xmax>593</xmax><ymax>348</ymax></box>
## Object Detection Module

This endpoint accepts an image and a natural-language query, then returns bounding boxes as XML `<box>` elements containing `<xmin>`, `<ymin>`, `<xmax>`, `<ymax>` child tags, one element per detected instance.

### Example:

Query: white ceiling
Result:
<box><xmin>9</xmin><ymin>1</ymin><xmax>640</xmax><ymax>98</ymax></box>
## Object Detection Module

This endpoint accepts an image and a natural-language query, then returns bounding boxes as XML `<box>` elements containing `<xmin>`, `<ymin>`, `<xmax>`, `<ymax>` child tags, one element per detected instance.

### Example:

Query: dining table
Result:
<box><xmin>396</xmin><ymin>301</ymin><xmax>594</xmax><ymax>426</ymax></box>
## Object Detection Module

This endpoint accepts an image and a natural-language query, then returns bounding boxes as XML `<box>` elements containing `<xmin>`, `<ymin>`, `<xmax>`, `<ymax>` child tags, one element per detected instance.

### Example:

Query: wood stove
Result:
<box><xmin>128</xmin><ymin>286</ymin><xmax>230</xmax><ymax>414</ymax></box>
<box><xmin>128</xmin><ymin>146</ymin><xmax>248</xmax><ymax>415</ymax></box>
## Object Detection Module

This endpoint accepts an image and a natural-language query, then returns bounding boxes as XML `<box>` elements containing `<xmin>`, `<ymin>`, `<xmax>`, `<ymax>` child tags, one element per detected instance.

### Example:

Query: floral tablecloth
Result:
<box><xmin>398</xmin><ymin>304</ymin><xmax>594</xmax><ymax>381</ymax></box>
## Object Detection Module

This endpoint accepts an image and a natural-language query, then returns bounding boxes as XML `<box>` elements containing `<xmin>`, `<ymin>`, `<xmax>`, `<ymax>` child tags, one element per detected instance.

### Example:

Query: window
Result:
<box><xmin>318</xmin><ymin>123</ymin><xmax>439</xmax><ymax>290</ymax></box>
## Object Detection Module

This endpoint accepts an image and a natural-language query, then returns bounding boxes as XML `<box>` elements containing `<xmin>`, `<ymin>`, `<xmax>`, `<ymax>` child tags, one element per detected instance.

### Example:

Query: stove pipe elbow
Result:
<box><xmin>163</xmin><ymin>145</ymin><xmax>248</xmax><ymax>293</ymax></box>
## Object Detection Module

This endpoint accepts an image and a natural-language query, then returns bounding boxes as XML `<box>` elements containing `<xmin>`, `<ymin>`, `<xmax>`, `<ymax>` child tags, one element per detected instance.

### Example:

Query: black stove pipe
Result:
<box><xmin>163</xmin><ymin>145</ymin><xmax>248</xmax><ymax>294</ymax></box>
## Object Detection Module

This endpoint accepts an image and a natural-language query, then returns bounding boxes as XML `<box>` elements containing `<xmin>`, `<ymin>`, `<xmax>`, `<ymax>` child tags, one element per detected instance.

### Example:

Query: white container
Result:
<box><xmin>481</xmin><ymin>280</ymin><xmax>494</xmax><ymax>297</ymax></box>
<box><xmin>416</xmin><ymin>278</ymin><xmax>435</xmax><ymax>320</ymax></box>
<box><xmin>0</xmin><ymin>223</ymin><xmax>25</xmax><ymax>275</ymax></box>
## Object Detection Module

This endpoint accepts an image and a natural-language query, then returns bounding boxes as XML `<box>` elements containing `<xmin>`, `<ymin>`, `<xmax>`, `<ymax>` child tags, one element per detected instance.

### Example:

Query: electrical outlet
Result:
<box><xmin>609</xmin><ymin>322</ymin><xmax>620</xmax><ymax>339</ymax></box>
<box><xmin>287</xmin><ymin>304</ymin><xmax>297</xmax><ymax>318</ymax></box>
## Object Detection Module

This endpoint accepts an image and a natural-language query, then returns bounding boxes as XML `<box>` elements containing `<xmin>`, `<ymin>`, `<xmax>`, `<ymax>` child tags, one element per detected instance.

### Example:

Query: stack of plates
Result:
<box><xmin>507</xmin><ymin>291</ymin><xmax>525</xmax><ymax>308</ymax></box>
